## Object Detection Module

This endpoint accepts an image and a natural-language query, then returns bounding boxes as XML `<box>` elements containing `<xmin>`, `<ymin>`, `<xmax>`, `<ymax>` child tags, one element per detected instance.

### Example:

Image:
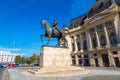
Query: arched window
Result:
<box><xmin>83</xmin><ymin>40</ymin><xmax>88</xmax><ymax>50</ymax></box>
<box><xmin>110</xmin><ymin>33</ymin><xmax>117</xmax><ymax>45</ymax></box>
<box><xmin>77</xmin><ymin>42</ymin><xmax>81</xmax><ymax>51</ymax></box>
<box><xmin>100</xmin><ymin>35</ymin><xmax>107</xmax><ymax>46</ymax></box>
<box><xmin>92</xmin><ymin>38</ymin><xmax>98</xmax><ymax>48</ymax></box>
<box><xmin>97</xmin><ymin>2</ymin><xmax>103</xmax><ymax>9</ymax></box>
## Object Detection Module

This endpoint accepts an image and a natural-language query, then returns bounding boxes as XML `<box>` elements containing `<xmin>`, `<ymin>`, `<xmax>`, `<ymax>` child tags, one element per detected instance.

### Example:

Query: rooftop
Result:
<box><xmin>70</xmin><ymin>0</ymin><xmax>120</xmax><ymax>28</ymax></box>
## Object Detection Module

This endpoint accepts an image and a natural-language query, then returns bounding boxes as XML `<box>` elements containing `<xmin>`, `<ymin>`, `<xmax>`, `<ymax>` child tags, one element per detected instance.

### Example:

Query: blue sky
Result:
<box><xmin>0</xmin><ymin>0</ymin><xmax>95</xmax><ymax>56</ymax></box>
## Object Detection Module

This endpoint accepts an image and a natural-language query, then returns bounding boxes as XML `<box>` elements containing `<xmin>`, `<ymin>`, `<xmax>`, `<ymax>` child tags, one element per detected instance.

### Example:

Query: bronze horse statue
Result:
<box><xmin>40</xmin><ymin>20</ymin><xmax>69</xmax><ymax>47</ymax></box>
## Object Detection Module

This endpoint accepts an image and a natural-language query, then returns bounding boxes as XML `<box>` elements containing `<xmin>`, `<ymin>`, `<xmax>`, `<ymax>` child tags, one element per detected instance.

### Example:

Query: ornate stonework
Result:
<box><xmin>66</xmin><ymin>3</ymin><xmax>120</xmax><ymax>67</ymax></box>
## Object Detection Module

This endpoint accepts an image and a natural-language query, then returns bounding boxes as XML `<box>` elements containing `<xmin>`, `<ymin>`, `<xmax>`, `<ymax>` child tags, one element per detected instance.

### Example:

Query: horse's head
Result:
<box><xmin>40</xmin><ymin>20</ymin><xmax>50</xmax><ymax>29</ymax></box>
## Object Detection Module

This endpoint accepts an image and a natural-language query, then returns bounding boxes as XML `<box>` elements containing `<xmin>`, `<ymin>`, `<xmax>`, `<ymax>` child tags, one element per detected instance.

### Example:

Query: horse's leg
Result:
<box><xmin>40</xmin><ymin>34</ymin><xmax>45</xmax><ymax>42</ymax></box>
<box><xmin>46</xmin><ymin>34</ymin><xmax>51</xmax><ymax>46</ymax></box>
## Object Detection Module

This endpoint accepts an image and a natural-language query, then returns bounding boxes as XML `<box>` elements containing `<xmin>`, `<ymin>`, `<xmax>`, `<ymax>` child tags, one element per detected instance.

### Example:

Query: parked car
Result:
<box><xmin>34</xmin><ymin>63</ymin><xmax>39</xmax><ymax>66</ymax></box>
<box><xmin>33</xmin><ymin>62</ymin><xmax>39</xmax><ymax>66</ymax></box>
<box><xmin>2</xmin><ymin>64</ymin><xmax>7</xmax><ymax>68</ymax></box>
<box><xmin>7</xmin><ymin>63</ymin><xmax>16</xmax><ymax>68</ymax></box>
<box><xmin>0</xmin><ymin>64</ymin><xmax>3</xmax><ymax>68</ymax></box>
<box><xmin>15</xmin><ymin>64</ymin><xmax>22</xmax><ymax>67</ymax></box>
<box><xmin>0</xmin><ymin>64</ymin><xmax>7</xmax><ymax>68</ymax></box>
<box><xmin>21</xmin><ymin>63</ymin><xmax>29</xmax><ymax>67</ymax></box>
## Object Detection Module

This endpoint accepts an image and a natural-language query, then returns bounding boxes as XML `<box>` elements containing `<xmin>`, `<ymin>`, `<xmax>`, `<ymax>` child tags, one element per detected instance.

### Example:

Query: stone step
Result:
<box><xmin>27</xmin><ymin>66</ymin><xmax>85</xmax><ymax>74</ymax></box>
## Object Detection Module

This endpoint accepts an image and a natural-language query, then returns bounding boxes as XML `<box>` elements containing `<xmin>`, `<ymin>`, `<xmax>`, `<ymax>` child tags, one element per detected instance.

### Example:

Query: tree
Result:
<box><xmin>29</xmin><ymin>54</ymin><xmax>39</xmax><ymax>64</ymax></box>
<box><xmin>15</xmin><ymin>55</ymin><xmax>22</xmax><ymax>64</ymax></box>
<box><xmin>22</xmin><ymin>56</ymin><xmax>28</xmax><ymax>63</ymax></box>
<box><xmin>15</xmin><ymin>54</ymin><xmax>40</xmax><ymax>65</ymax></box>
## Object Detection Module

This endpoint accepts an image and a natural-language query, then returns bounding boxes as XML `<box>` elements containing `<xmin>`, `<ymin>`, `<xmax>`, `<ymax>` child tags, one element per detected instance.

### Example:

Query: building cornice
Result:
<box><xmin>69</xmin><ymin>5</ymin><xmax>119</xmax><ymax>34</ymax></box>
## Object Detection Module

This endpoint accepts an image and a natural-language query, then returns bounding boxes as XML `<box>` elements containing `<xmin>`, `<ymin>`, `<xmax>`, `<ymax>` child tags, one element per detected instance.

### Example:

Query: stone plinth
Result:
<box><xmin>40</xmin><ymin>46</ymin><xmax>72</xmax><ymax>68</ymax></box>
<box><xmin>27</xmin><ymin>46</ymin><xmax>86</xmax><ymax>75</ymax></box>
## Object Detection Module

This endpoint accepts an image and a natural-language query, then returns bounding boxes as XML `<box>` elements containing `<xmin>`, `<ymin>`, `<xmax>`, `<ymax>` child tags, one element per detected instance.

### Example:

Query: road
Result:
<box><xmin>8</xmin><ymin>67</ymin><xmax>120</xmax><ymax>80</ymax></box>
<box><xmin>0</xmin><ymin>68</ymin><xmax>6</xmax><ymax>80</ymax></box>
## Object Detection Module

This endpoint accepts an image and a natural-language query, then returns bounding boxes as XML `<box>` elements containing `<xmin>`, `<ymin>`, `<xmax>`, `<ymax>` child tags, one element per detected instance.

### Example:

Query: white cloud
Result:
<box><xmin>0</xmin><ymin>47</ymin><xmax>40</xmax><ymax>56</ymax></box>
<box><xmin>0</xmin><ymin>47</ymin><xmax>21</xmax><ymax>52</ymax></box>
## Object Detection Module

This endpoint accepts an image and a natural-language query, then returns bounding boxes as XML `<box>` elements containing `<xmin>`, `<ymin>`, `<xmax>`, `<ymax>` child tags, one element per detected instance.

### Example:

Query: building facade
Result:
<box><xmin>0</xmin><ymin>51</ymin><xmax>20</xmax><ymax>64</ymax></box>
<box><xmin>66</xmin><ymin>0</ymin><xmax>120</xmax><ymax>67</ymax></box>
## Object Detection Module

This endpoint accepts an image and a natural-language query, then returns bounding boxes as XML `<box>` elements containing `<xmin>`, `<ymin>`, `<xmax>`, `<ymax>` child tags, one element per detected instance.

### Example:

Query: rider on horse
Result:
<box><xmin>52</xmin><ymin>19</ymin><xmax>62</xmax><ymax>35</ymax></box>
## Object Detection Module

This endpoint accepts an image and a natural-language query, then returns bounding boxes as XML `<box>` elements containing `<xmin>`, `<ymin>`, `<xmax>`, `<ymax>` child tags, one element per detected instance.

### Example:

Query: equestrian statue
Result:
<box><xmin>40</xmin><ymin>19</ymin><xmax>69</xmax><ymax>47</ymax></box>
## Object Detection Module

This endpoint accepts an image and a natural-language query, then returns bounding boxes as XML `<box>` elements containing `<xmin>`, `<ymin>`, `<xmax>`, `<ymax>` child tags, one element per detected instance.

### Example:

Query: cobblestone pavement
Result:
<box><xmin>8</xmin><ymin>67</ymin><xmax>120</xmax><ymax>80</ymax></box>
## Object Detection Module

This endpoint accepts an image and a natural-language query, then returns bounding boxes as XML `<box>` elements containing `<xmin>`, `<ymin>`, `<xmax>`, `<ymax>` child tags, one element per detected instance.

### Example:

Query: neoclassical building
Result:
<box><xmin>66</xmin><ymin>0</ymin><xmax>120</xmax><ymax>67</ymax></box>
<box><xmin>0</xmin><ymin>51</ymin><xmax>20</xmax><ymax>64</ymax></box>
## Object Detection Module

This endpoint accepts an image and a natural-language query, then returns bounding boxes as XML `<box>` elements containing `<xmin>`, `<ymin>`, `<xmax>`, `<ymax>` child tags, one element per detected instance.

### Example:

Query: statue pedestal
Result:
<box><xmin>27</xmin><ymin>46</ymin><xmax>87</xmax><ymax>76</ymax></box>
<box><xmin>40</xmin><ymin>46</ymin><xmax>71</xmax><ymax>68</ymax></box>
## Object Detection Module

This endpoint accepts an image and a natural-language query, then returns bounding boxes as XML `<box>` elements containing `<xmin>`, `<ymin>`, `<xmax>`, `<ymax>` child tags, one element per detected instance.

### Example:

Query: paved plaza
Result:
<box><xmin>8</xmin><ymin>67</ymin><xmax>120</xmax><ymax>80</ymax></box>
<box><xmin>0</xmin><ymin>68</ymin><xmax>5</xmax><ymax>80</ymax></box>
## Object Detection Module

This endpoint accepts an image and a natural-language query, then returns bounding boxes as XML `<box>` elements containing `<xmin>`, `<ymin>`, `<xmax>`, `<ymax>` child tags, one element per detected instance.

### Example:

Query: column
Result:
<box><xmin>86</xmin><ymin>29</ymin><xmax>92</xmax><ymax>50</ymax></box>
<box><xmin>89</xmin><ymin>54</ymin><xmax>95</xmax><ymax>67</ymax></box>
<box><xmin>66</xmin><ymin>35</ymin><xmax>72</xmax><ymax>52</ymax></box>
<box><xmin>108</xmin><ymin>50</ymin><xmax>115</xmax><ymax>67</ymax></box>
<box><xmin>81</xmin><ymin>54</ymin><xmax>84</xmax><ymax>66</ymax></box>
<box><xmin>74</xmin><ymin>36</ymin><xmax>78</xmax><ymax>51</ymax></box>
<box><xmin>75</xmin><ymin>55</ymin><xmax>79</xmax><ymax>66</ymax></box>
<box><xmin>1</xmin><ymin>54</ymin><xmax>3</xmax><ymax>64</ymax></box>
<box><xmin>118</xmin><ymin>51</ymin><xmax>120</xmax><ymax>63</ymax></box>
<box><xmin>95</xmin><ymin>27</ymin><xmax>100</xmax><ymax>48</ymax></box>
<box><xmin>103</xmin><ymin>23</ymin><xmax>110</xmax><ymax>47</ymax></box>
<box><xmin>80</xmin><ymin>34</ymin><xmax>83</xmax><ymax>52</ymax></box>
<box><xmin>98</xmin><ymin>54</ymin><xmax>103</xmax><ymax>67</ymax></box>
<box><xmin>114</xmin><ymin>15</ymin><xmax>120</xmax><ymax>45</ymax></box>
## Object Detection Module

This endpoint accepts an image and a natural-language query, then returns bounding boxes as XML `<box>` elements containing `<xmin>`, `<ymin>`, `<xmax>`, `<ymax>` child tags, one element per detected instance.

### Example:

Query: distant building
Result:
<box><xmin>66</xmin><ymin>0</ymin><xmax>120</xmax><ymax>67</ymax></box>
<box><xmin>0</xmin><ymin>51</ymin><xmax>20</xmax><ymax>64</ymax></box>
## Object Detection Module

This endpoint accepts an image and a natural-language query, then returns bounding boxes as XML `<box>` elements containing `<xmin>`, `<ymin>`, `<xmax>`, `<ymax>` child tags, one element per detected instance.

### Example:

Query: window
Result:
<box><xmin>100</xmin><ymin>35</ymin><xmax>107</xmax><ymax>46</ymax></box>
<box><xmin>71</xmin><ymin>56</ymin><xmax>76</xmax><ymax>65</ymax></box>
<box><xmin>92</xmin><ymin>38</ymin><xmax>98</xmax><ymax>48</ymax></box>
<box><xmin>94</xmin><ymin>53</ymin><xmax>97</xmax><ymax>56</ymax></box>
<box><xmin>72</xmin><ymin>43</ymin><xmax>75</xmax><ymax>52</ymax></box>
<box><xmin>90</xmin><ymin>28</ymin><xmax>95</xmax><ymax>34</ymax></box>
<box><xmin>71</xmin><ymin>25</ymin><xmax>73</xmax><ymax>27</ymax></box>
<box><xmin>77</xmin><ymin>42</ymin><xmax>81</xmax><ymax>51</ymax></box>
<box><xmin>77</xmin><ymin>35</ymin><xmax>79</xmax><ymax>38</ymax></box>
<box><xmin>71</xmin><ymin>36</ymin><xmax>74</xmax><ymax>42</ymax></box>
<box><xmin>97</xmin><ymin>2</ymin><xmax>103</xmax><ymax>9</ymax></box>
<box><xmin>78</xmin><ymin>55</ymin><xmax>81</xmax><ymax>58</ymax></box>
<box><xmin>83</xmin><ymin>40</ymin><xmax>88</xmax><ymax>50</ymax></box>
<box><xmin>106</xmin><ymin>21</ymin><xmax>114</xmax><ymax>28</ymax></box>
<box><xmin>110</xmin><ymin>33</ymin><xmax>117</xmax><ymax>45</ymax></box>
<box><xmin>76</xmin><ymin>22</ymin><xmax>79</xmax><ymax>26</ymax></box>
<box><xmin>89</xmin><ymin>8</ymin><xmax>93</xmax><ymax>14</ymax></box>
<box><xmin>74</xmin><ymin>25</ymin><xmax>76</xmax><ymax>27</ymax></box>
<box><xmin>112</xmin><ymin>51</ymin><xmax>118</xmax><ymax>55</ymax></box>
<box><xmin>97</xmin><ymin>24</ymin><xmax>103</xmax><ymax>32</ymax></box>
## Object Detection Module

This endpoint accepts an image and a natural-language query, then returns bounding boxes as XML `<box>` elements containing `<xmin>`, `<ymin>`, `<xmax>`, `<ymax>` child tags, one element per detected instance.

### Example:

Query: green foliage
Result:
<box><xmin>15</xmin><ymin>54</ymin><xmax>40</xmax><ymax>64</ymax></box>
<box><xmin>29</xmin><ymin>54</ymin><xmax>40</xmax><ymax>63</ymax></box>
<box><xmin>15</xmin><ymin>55</ymin><xmax>22</xmax><ymax>64</ymax></box>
